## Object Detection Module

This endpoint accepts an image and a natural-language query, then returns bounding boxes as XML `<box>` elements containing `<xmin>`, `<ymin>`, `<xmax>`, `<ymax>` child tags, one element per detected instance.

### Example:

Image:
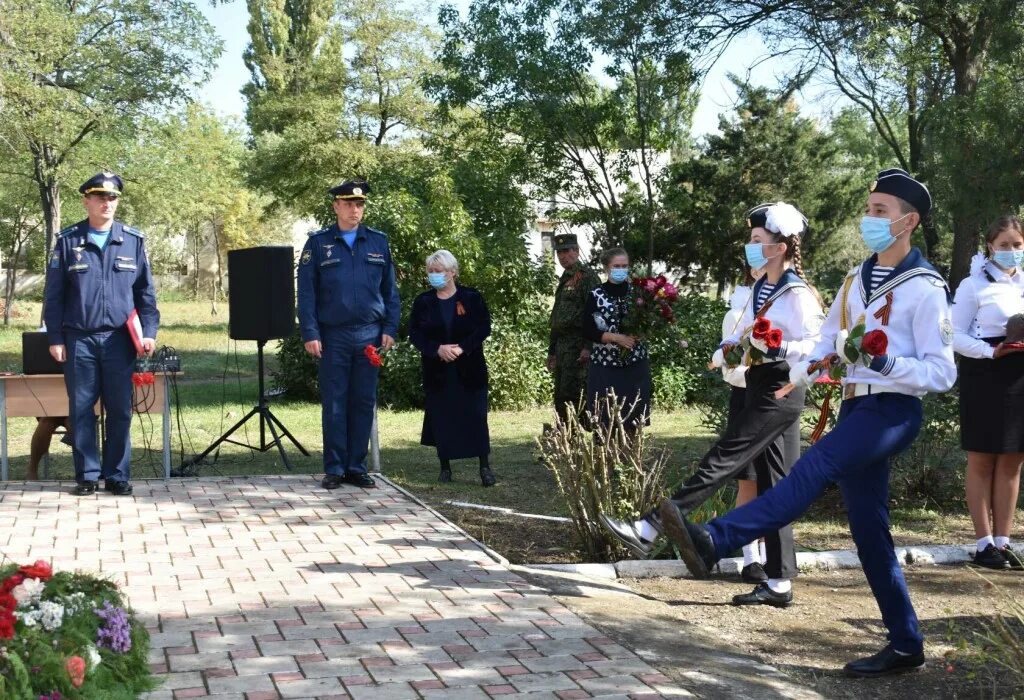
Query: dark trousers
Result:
<box><xmin>667</xmin><ymin>362</ymin><xmax>803</xmax><ymax>579</ymax></box>
<box><xmin>63</xmin><ymin>329</ymin><xmax>135</xmax><ymax>483</ymax></box>
<box><xmin>706</xmin><ymin>393</ymin><xmax>925</xmax><ymax>654</ymax></box>
<box><xmin>318</xmin><ymin>324</ymin><xmax>381</xmax><ymax>476</ymax></box>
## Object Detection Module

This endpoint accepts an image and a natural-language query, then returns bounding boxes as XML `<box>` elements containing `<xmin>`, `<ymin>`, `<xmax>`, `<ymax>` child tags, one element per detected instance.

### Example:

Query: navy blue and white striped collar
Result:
<box><xmin>751</xmin><ymin>268</ymin><xmax>806</xmax><ymax>314</ymax></box>
<box><xmin>859</xmin><ymin>248</ymin><xmax>949</xmax><ymax>305</ymax></box>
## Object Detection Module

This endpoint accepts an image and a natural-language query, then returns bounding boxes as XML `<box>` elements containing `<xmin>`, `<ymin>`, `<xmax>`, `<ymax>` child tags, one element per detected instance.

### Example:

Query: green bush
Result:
<box><xmin>649</xmin><ymin>292</ymin><xmax>728</xmax><ymax>410</ymax></box>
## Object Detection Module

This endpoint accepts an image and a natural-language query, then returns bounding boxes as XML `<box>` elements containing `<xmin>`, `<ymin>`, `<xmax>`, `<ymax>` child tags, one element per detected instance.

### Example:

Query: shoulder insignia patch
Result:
<box><xmin>301</xmin><ymin>249</ymin><xmax>312</xmax><ymax>265</ymax></box>
<box><xmin>940</xmin><ymin>317</ymin><xmax>953</xmax><ymax>345</ymax></box>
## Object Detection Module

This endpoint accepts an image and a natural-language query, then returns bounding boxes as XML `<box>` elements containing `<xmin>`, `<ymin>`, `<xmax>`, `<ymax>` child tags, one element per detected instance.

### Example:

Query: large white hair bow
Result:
<box><xmin>764</xmin><ymin>202</ymin><xmax>805</xmax><ymax>238</ymax></box>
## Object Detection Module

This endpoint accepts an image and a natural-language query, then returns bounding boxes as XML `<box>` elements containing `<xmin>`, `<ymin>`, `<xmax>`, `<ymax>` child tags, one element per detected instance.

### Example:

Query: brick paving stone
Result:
<box><xmin>0</xmin><ymin>477</ymin><xmax>689</xmax><ymax>700</ymax></box>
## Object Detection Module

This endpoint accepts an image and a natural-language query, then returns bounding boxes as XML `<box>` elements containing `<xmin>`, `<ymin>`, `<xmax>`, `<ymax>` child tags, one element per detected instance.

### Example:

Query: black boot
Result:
<box><xmin>658</xmin><ymin>499</ymin><xmax>717</xmax><ymax>578</ymax></box>
<box><xmin>479</xmin><ymin>466</ymin><xmax>496</xmax><ymax>487</ymax></box>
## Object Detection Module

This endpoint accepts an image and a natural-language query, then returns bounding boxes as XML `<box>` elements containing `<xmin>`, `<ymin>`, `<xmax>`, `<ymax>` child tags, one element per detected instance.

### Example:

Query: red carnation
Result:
<box><xmin>765</xmin><ymin>328</ymin><xmax>784</xmax><ymax>350</ymax></box>
<box><xmin>363</xmin><ymin>345</ymin><xmax>383</xmax><ymax>368</ymax></box>
<box><xmin>0</xmin><ymin>610</ymin><xmax>14</xmax><ymax>639</ymax></box>
<box><xmin>1</xmin><ymin>574</ymin><xmax>24</xmax><ymax>594</ymax></box>
<box><xmin>752</xmin><ymin>318</ymin><xmax>772</xmax><ymax>340</ymax></box>
<box><xmin>0</xmin><ymin>594</ymin><xmax>15</xmax><ymax>611</ymax></box>
<box><xmin>861</xmin><ymin>329</ymin><xmax>888</xmax><ymax>356</ymax></box>
<box><xmin>18</xmin><ymin>560</ymin><xmax>53</xmax><ymax>581</ymax></box>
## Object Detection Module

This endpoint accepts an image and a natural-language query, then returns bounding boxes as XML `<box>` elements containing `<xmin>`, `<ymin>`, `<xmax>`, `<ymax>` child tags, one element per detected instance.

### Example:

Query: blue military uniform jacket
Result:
<box><xmin>297</xmin><ymin>223</ymin><xmax>401</xmax><ymax>342</ymax></box>
<box><xmin>43</xmin><ymin>220</ymin><xmax>160</xmax><ymax>346</ymax></box>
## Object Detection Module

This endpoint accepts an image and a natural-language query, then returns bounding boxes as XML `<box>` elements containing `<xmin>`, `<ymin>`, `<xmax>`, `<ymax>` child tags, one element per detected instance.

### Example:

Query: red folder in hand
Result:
<box><xmin>126</xmin><ymin>309</ymin><xmax>145</xmax><ymax>355</ymax></box>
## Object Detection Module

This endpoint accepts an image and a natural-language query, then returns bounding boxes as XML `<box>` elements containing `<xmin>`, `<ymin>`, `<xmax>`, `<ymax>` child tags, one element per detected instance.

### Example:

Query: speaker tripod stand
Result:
<box><xmin>176</xmin><ymin>340</ymin><xmax>308</xmax><ymax>475</ymax></box>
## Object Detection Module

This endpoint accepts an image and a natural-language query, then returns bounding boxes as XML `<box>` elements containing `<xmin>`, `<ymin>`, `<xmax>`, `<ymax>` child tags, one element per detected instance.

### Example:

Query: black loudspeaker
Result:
<box><xmin>228</xmin><ymin>246</ymin><xmax>295</xmax><ymax>341</ymax></box>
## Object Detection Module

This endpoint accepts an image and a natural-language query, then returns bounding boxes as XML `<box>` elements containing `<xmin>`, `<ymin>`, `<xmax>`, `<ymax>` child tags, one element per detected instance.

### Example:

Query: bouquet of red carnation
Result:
<box><xmin>363</xmin><ymin>345</ymin><xmax>384</xmax><ymax>367</ymax></box>
<box><xmin>618</xmin><ymin>275</ymin><xmax>681</xmax><ymax>355</ymax></box>
<box><xmin>724</xmin><ymin>317</ymin><xmax>784</xmax><ymax>367</ymax></box>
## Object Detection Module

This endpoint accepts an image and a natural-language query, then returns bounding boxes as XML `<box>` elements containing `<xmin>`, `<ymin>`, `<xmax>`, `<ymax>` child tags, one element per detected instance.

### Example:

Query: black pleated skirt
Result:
<box><xmin>959</xmin><ymin>346</ymin><xmax>1024</xmax><ymax>453</ymax></box>
<box><xmin>726</xmin><ymin>386</ymin><xmax>758</xmax><ymax>481</ymax></box>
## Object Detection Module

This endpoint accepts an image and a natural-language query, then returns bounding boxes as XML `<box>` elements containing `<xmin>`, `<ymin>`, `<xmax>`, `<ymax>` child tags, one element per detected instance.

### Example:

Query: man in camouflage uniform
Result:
<box><xmin>547</xmin><ymin>233</ymin><xmax>601</xmax><ymax>424</ymax></box>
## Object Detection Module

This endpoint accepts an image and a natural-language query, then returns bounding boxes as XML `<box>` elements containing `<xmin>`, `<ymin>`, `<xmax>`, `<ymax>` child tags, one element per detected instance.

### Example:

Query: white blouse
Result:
<box><xmin>952</xmin><ymin>261</ymin><xmax>1024</xmax><ymax>359</ymax></box>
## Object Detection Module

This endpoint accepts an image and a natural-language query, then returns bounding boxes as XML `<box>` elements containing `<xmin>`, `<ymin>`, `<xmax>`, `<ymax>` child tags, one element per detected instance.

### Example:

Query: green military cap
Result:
<box><xmin>553</xmin><ymin>233</ymin><xmax>579</xmax><ymax>251</ymax></box>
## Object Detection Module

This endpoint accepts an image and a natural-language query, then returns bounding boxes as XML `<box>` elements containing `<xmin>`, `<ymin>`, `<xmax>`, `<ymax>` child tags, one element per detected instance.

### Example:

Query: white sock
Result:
<box><xmin>635</xmin><ymin>519</ymin><xmax>659</xmax><ymax>543</ymax></box>
<box><xmin>759</xmin><ymin>541</ymin><xmax>767</xmax><ymax>564</ymax></box>
<box><xmin>766</xmin><ymin>578</ymin><xmax>791</xmax><ymax>594</ymax></box>
<box><xmin>742</xmin><ymin>543</ymin><xmax>759</xmax><ymax>567</ymax></box>
<box><xmin>995</xmin><ymin>536</ymin><xmax>1011</xmax><ymax>549</ymax></box>
<box><xmin>978</xmin><ymin>535</ymin><xmax>995</xmax><ymax>550</ymax></box>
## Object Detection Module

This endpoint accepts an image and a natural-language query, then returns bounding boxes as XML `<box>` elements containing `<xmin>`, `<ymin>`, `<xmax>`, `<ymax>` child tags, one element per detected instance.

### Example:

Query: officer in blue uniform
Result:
<box><xmin>44</xmin><ymin>172</ymin><xmax>159</xmax><ymax>496</ymax></box>
<box><xmin>659</xmin><ymin>169</ymin><xmax>957</xmax><ymax>678</ymax></box>
<box><xmin>297</xmin><ymin>180</ymin><xmax>400</xmax><ymax>489</ymax></box>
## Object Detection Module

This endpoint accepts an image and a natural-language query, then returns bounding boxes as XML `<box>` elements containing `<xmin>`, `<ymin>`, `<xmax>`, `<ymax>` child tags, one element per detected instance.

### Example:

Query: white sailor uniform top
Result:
<box><xmin>725</xmin><ymin>269</ymin><xmax>824</xmax><ymax>365</ymax></box>
<box><xmin>812</xmin><ymin>248</ymin><xmax>956</xmax><ymax>396</ymax></box>
<box><xmin>951</xmin><ymin>258</ymin><xmax>1024</xmax><ymax>359</ymax></box>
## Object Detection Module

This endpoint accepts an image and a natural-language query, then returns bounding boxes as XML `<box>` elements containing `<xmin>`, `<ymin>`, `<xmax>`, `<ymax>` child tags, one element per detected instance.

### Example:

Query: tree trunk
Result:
<box><xmin>33</xmin><ymin>151</ymin><xmax>61</xmax><ymax>325</ymax></box>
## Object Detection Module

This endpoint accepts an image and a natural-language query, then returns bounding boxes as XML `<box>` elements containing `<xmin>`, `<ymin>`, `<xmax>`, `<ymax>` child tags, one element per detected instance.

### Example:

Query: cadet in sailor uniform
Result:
<box><xmin>601</xmin><ymin>201</ymin><xmax>824</xmax><ymax>607</ymax></box>
<box><xmin>660</xmin><ymin>169</ymin><xmax>956</xmax><ymax>677</ymax></box>
<box><xmin>952</xmin><ymin>215</ymin><xmax>1024</xmax><ymax>570</ymax></box>
<box><xmin>43</xmin><ymin>172</ymin><xmax>159</xmax><ymax>496</ymax></box>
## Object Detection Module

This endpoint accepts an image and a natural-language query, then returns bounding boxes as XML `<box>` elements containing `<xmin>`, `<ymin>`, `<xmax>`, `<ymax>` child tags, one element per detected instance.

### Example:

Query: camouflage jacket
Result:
<box><xmin>548</xmin><ymin>261</ymin><xmax>601</xmax><ymax>354</ymax></box>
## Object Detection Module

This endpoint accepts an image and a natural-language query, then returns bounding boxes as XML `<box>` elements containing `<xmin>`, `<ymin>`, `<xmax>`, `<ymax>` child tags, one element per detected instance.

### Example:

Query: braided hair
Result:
<box><xmin>776</xmin><ymin>232</ymin><xmax>824</xmax><ymax>308</ymax></box>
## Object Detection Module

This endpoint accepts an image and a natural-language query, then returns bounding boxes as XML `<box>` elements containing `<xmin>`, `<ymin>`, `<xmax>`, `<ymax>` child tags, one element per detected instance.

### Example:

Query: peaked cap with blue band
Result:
<box><xmin>79</xmin><ymin>172</ymin><xmax>123</xmax><ymax>196</ymax></box>
<box><xmin>329</xmin><ymin>179</ymin><xmax>371</xmax><ymax>201</ymax></box>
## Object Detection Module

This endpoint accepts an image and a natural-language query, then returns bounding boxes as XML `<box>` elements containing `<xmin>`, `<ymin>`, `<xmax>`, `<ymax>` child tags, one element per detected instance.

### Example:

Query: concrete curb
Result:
<box><xmin>528</xmin><ymin>543</ymin><xmax>976</xmax><ymax>579</ymax></box>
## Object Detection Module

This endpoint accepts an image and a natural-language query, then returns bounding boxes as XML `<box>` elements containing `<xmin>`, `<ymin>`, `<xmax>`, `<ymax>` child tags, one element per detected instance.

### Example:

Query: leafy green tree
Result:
<box><xmin>0</xmin><ymin>0</ymin><xmax>220</xmax><ymax>259</ymax></box>
<box><xmin>430</xmin><ymin>0</ymin><xmax>700</xmax><ymax>267</ymax></box>
<box><xmin>661</xmin><ymin>78</ymin><xmax>868</xmax><ymax>293</ymax></box>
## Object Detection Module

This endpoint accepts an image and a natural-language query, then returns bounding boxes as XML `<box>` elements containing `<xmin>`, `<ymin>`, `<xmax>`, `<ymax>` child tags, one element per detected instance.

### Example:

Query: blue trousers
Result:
<box><xmin>63</xmin><ymin>329</ymin><xmax>135</xmax><ymax>483</ymax></box>
<box><xmin>318</xmin><ymin>324</ymin><xmax>381</xmax><ymax>476</ymax></box>
<box><xmin>705</xmin><ymin>393</ymin><xmax>925</xmax><ymax>654</ymax></box>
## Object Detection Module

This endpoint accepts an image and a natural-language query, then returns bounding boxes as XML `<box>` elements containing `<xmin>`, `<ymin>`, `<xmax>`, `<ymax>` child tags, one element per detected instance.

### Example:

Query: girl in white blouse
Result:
<box><xmin>952</xmin><ymin>215</ymin><xmax>1024</xmax><ymax>570</ymax></box>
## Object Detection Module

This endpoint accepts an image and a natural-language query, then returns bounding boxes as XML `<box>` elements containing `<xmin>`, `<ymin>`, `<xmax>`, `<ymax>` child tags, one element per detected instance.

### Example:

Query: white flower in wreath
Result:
<box><xmin>37</xmin><ymin>600</ymin><xmax>64</xmax><ymax>631</ymax></box>
<box><xmin>12</xmin><ymin>578</ymin><xmax>45</xmax><ymax>606</ymax></box>
<box><xmin>592</xmin><ymin>312</ymin><xmax>608</xmax><ymax>332</ymax></box>
<box><xmin>17</xmin><ymin>610</ymin><xmax>39</xmax><ymax>627</ymax></box>
<box><xmin>85</xmin><ymin>643</ymin><xmax>102</xmax><ymax>669</ymax></box>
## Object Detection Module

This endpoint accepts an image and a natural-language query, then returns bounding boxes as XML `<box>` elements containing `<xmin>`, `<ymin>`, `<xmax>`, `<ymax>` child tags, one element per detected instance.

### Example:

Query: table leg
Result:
<box><xmin>162</xmin><ymin>375</ymin><xmax>171</xmax><ymax>479</ymax></box>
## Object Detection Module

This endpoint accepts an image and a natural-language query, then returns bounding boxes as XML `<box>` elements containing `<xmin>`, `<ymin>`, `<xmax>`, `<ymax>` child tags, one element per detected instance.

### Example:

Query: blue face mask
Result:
<box><xmin>428</xmin><ymin>272</ymin><xmax>448</xmax><ymax>289</ymax></box>
<box><xmin>859</xmin><ymin>213</ymin><xmax>910</xmax><ymax>253</ymax></box>
<box><xmin>609</xmin><ymin>268</ymin><xmax>630</xmax><ymax>284</ymax></box>
<box><xmin>744</xmin><ymin>243</ymin><xmax>768</xmax><ymax>270</ymax></box>
<box><xmin>991</xmin><ymin>250</ymin><xmax>1024</xmax><ymax>269</ymax></box>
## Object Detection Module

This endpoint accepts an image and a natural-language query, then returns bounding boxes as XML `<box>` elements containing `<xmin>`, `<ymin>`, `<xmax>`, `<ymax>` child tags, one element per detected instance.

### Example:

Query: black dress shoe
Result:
<box><xmin>72</xmin><ymin>481</ymin><xmax>98</xmax><ymax>496</ymax></box>
<box><xmin>732</xmin><ymin>582</ymin><xmax>793</xmax><ymax>608</ymax></box>
<box><xmin>741</xmin><ymin>562</ymin><xmax>768</xmax><ymax>584</ymax></box>
<box><xmin>658</xmin><ymin>500</ymin><xmax>716</xmax><ymax>578</ymax></box>
<box><xmin>479</xmin><ymin>466</ymin><xmax>496</xmax><ymax>487</ymax></box>
<box><xmin>439</xmin><ymin>467</ymin><xmax>452</xmax><ymax>483</ymax></box>
<box><xmin>104</xmin><ymin>480</ymin><xmax>133</xmax><ymax>496</ymax></box>
<box><xmin>972</xmin><ymin>544</ymin><xmax>1010</xmax><ymax>570</ymax></box>
<box><xmin>1001</xmin><ymin>546</ymin><xmax>1024</xmax><ymax>571</ymax></box>
<box><xmin>843</xmin><ymin>644</ymin><xmax>924</xmax><ymax>677</ymax></box>
<box><xmin>321</xmin><ymin>474</ymin><xmax>346</xmax><ymax>490</ymax></box>
<box><xmin>345</xmin><ymin>472</ymin><xmax>377</xmax><ymax>488</ymax></box>
<box><xmin>599</xmin><ymin>513</ymin><xmax>653</xmax><ymax>558</ymax></box>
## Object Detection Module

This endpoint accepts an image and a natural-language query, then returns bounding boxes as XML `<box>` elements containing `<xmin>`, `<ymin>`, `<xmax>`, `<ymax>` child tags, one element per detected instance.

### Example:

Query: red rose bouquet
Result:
<box><xmin>363</xmin><ymin>344</ymin><xmax>384</xmax><ymax>367</ymax></box>
<box><xmin>618</xmin><ymin>275</ymin><xmax>681</xmax><ymax>356</ymax></box>
<box><xmin>724</xmin><ymin>317</ymin><xmax>784</xmax><ymax>367</ymax></box>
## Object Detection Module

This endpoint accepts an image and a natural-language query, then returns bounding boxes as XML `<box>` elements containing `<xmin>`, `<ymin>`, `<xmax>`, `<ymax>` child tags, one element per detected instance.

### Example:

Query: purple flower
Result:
<box><xmin>94</xmin><ymin>601</ymin><xmax>132</xmax><ymax>653</ymax></box>
<box><xmin>39</xmin><ymin>693</ymin><xmax>62</xmax><ymax>700</ymax></box>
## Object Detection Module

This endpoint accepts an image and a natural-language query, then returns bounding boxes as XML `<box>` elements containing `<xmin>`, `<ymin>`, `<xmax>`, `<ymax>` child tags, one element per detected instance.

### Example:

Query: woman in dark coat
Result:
<box><xmin>409</xmin><ymin>249</ymin><xmax>496</xmax><ymax>487</ymax></box>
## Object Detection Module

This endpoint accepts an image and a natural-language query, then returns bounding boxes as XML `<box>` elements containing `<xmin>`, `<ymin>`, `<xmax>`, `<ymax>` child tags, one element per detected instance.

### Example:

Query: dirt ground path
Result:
<box><xmin>621</xmin><ymin>564</ymin><xmax>1024</xmax><ymax>698</ymax></box>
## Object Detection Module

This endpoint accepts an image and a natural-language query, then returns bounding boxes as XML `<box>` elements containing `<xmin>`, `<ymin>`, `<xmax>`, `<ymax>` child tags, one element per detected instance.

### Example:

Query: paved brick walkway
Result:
<box><xmin>0</xmin><ymin>476</ymin><xmax>690</xmax><ymax>699</ymax></box>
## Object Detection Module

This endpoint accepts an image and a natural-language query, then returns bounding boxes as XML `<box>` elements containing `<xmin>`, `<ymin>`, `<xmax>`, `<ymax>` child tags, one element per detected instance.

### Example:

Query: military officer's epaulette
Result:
<box><xmin>308</xmin><ymin>227</ymin><xmax>331</xmax><ymax>238</ymax></box>
<box><xmin>122</xmin><ymin>224</ymin><xmax>145</xmax><ymax>238</ymax></box>
<box><xmin>363</xmin><ymin>225</ymin><xmax>387</xmax><ymax>238</ymax></box>
<box><xmin>56</xmin><ymin>224</ymin><xmax>79</xmax><ymax>238</ymax></box>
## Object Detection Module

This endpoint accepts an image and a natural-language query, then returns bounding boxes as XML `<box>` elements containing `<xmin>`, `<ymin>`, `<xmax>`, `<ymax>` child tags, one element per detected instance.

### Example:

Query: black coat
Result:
<box><xmin>409</xmin><ymin>285</ymin><xmax>491</xmax><ymax>393</ymax></box>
